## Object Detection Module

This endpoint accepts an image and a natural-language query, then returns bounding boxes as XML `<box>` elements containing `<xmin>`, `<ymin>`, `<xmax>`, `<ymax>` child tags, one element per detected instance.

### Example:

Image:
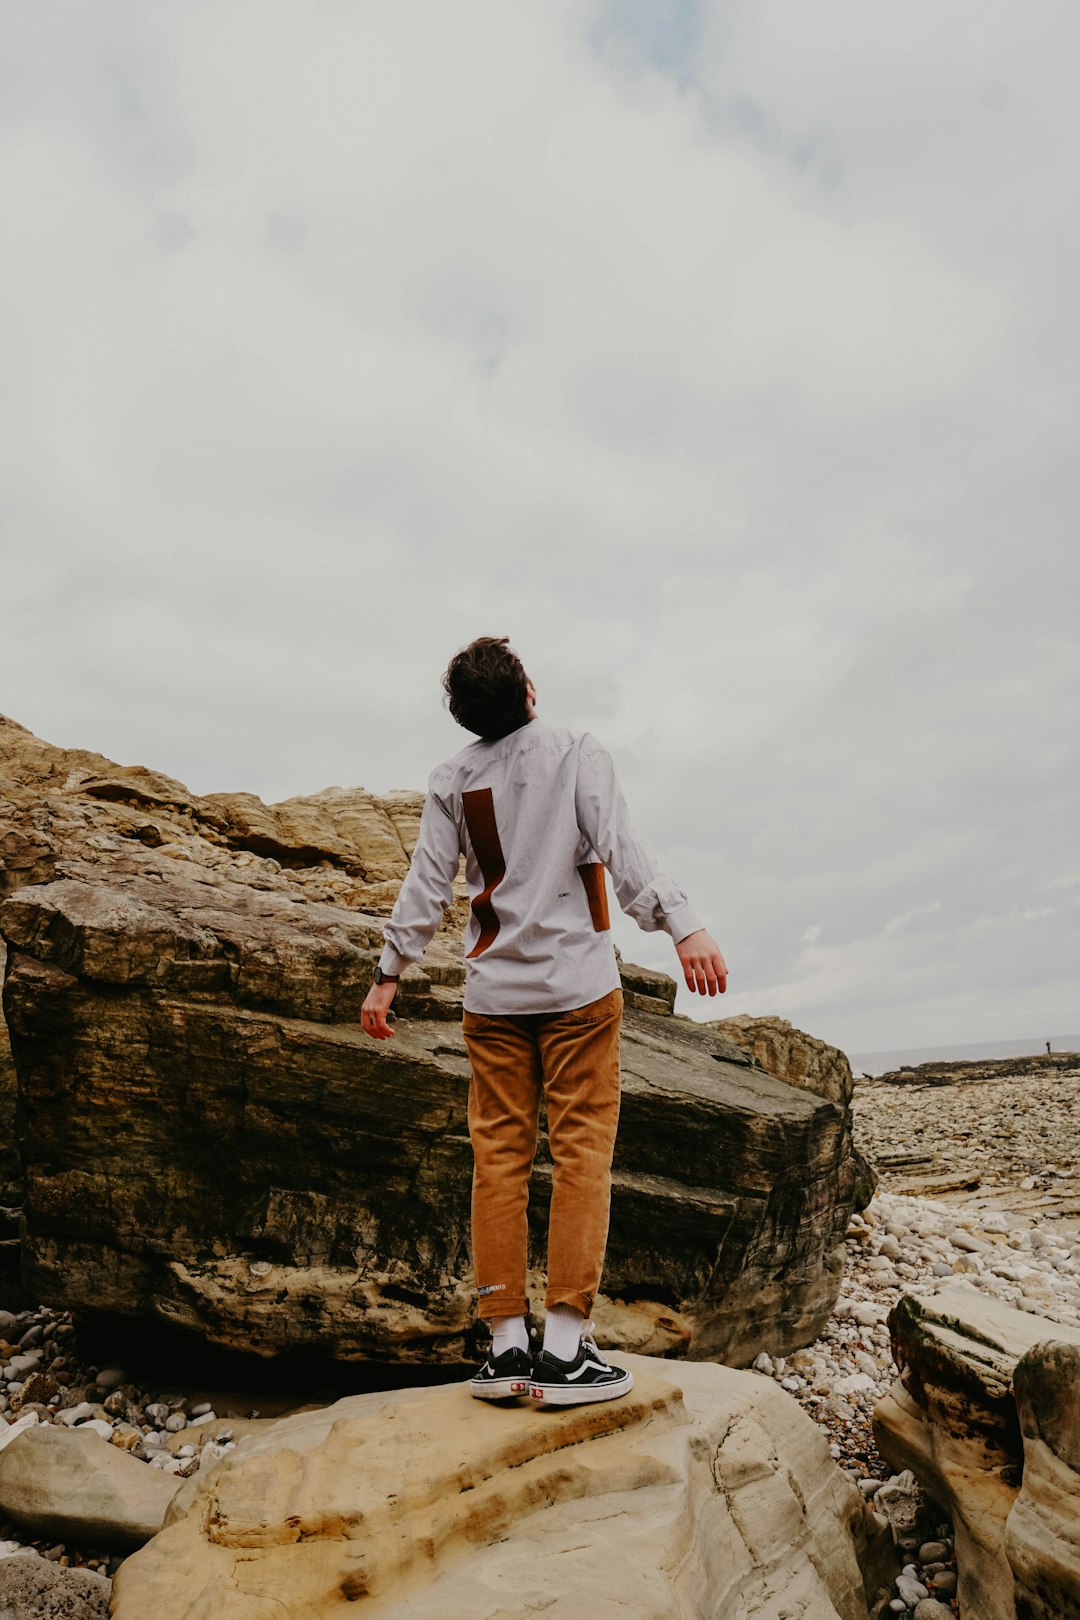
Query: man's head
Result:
<box><xmin>443</xmin><ymin>636</ymin><xmax>536</xmax><ymax>740</ymax></box>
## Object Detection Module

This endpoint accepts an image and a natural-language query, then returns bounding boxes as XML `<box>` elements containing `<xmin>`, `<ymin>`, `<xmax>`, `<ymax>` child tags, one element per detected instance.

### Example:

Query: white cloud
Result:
<box><xmin>1</xmin><ymin>0</ymin><xmax>1077</xmax><ymax>1054</ymax></box>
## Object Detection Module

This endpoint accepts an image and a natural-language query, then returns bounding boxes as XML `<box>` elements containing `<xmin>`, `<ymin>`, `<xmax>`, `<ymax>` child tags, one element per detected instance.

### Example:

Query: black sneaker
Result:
<box><xmin>468</xmin><ymin>1344</ymin><xmax>532</xmax><ymax>1400</ymax></box>
<box><xmin>529</xmin><ymin>1322</ymin><xmax>633</xmax><ymax>1406</ymax></box>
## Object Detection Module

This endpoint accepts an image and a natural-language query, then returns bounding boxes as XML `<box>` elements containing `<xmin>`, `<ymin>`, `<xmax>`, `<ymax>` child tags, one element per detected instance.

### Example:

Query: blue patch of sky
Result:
<box><xmin>589</xmin><ymin>0</ymin><xmax>708</xmax><ymax>86</ymax></box>
<box><xmin>588</xmin><ymin>0</ymin><xmax>846</xmax><ymax>191</ymax></box>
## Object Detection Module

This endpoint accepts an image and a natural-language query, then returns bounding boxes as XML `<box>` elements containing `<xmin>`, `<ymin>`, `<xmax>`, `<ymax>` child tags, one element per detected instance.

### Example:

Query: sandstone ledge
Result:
<box><xmin>113</xmin><ymin>1355</ymin><xmax>894</xmax><ymax>1619</ymax></box>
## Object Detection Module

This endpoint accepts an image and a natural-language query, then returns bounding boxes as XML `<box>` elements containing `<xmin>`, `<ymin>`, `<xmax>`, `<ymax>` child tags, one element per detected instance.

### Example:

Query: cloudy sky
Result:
<box><xmin>2</xmin><ymin>1</ymin><xmax>1077</xmax><ymax>1057</ymax></box>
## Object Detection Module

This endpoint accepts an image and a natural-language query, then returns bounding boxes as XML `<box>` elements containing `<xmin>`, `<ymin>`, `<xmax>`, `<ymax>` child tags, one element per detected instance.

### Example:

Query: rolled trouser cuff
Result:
<box><xmin>477</xmin><ymin>1295</ymin><xmax>529</xmax><ymax>1320</ymax></box>
<box><xmin>545</xmin><ymin>1287</ymin><xmax>593</xmax><ymax>1316</ymax></box>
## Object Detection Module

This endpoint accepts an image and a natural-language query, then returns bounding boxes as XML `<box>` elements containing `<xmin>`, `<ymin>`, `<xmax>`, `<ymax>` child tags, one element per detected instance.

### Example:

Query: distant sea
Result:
<box><xmin>849</xmin><ymin>1034</ymin><xmax>1080</xmax><ymax>1078</ymax></box>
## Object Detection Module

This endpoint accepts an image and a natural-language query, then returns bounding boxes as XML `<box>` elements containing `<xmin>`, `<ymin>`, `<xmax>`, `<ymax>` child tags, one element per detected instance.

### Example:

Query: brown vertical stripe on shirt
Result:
<box><xmin>577</xmin><ymin>861</ymin><xmax>610</xmax><ymax>932</ymax></box>
<box><xmin>462</xmin><ymin>788</ymin><xmax>506</xmax><ymax>957</ymax></box>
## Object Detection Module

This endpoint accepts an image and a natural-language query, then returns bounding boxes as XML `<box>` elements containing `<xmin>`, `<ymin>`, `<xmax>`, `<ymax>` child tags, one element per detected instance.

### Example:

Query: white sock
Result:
<box><xmin>542</xmin><ymin>1304</ymin><xmax>584</xmax><ymax>1362</ymax></box>
<box><xmin>491</xmin><ymin>1316</ymin><xmax>529</xmax><ymax>1356</ymax></box>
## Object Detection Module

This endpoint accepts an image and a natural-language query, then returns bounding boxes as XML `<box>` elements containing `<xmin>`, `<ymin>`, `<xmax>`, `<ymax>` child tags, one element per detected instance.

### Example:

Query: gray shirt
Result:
<box><xmin>378</xmin><ymin>718</ymin><xmax>705</xmax><ymax>1014</ymax></box>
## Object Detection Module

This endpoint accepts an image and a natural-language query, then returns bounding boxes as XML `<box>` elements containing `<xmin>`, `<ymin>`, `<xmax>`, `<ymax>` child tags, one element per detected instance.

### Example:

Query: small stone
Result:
<box><xmin>164</xmin><ymin>1412</ymin><xmax>187</xmax><ymax>1432</ymax></box>
<box><xmin>917</xmin><ymin>1540</ymin><xmax>949</xmax><ymax>1563</ymax></box>
<box><xmin>949</xmin><ymin>1231</ymin><xmax>988</xmax><ymax>1254</ymax></box>
<box><xmin>8</xmin><ymin>1371</ymin><xmax>58</xmax><ymax>1410</ymax></box>
<box><xmin>58</xmin><ymin>1402</ymin><xmax>93</xmax><ymax>1427</ymax></box>
<box><xmin>189</xmin><ymin>1401</ymin><xmax>213</xmax><ymax>1417</ymax></box>
<box><xmin>913</xmin><ymin>1602</ymin><xmax>955</xmax><ymax>1620</ymax></box>
<box><xmin>929</xmin><ymin>1569</ymin><xmax>957</xmax><ymax>1596</ymax></box>
<box><xmin>76</xmin><ymin>1418</ymin><xmax>115</xmax><ymax>1440</ymax></box>
<box><xmin>93</xmin><ymin>1367</ymin><xmax>127</xmax><ymax>1391</ymax></box>
<box><xmin>197</xmin><ymin>1439</ymin><xmax>232</xmax><ymax>1469</ymax></box>
<box><xmin>896</xmin><ymin>1572</ymin><xmax>929</xmax><ymax>1604</ymax></box>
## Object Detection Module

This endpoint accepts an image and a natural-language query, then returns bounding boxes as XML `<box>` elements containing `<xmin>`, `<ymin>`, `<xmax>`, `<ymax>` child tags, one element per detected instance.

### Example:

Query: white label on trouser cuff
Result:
<box><xmin>477</xmin><ymin>1283</ymin><xmax>507</xmax><ymax>1296</ymax></box>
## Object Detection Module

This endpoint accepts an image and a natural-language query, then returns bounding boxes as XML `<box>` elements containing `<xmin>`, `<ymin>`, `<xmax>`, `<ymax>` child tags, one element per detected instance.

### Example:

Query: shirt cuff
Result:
<box><xmin>664</xmin><ymin>905</ymin><xmax>706</xmax><ymax>945</ymax></box>
<box><xmin>378</xmin><ymin>942</ymin><xmax>413</xmax><ymax>977</ymax></box>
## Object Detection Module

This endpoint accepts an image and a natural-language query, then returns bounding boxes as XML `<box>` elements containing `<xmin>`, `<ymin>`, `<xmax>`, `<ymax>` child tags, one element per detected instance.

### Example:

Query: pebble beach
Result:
<box><xmin>2</xmin><ymin>1050</ymin><xmax>1078</xmax><ymax>1614</ymax></box>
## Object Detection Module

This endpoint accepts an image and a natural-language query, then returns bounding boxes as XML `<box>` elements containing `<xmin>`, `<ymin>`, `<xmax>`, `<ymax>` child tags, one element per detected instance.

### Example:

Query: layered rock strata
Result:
<box><xmin>873</xmin><ymin>1282</ymin><xmax>1080</xmax><ymax>1620</ymax></box>
<box><xmin>1</xmin><ymin>713</ymin><xmax>861</xmax><ymax>1365</ymax></box>
<box><xmin>717</xmin><ymin>1014</ymin><xmax>877</xmax><ymax>1210</ymax></box>
<box><xmin>112</xmin><ymin>1355</ymin><xmax>895</xmax><ymax>1620</ymax></box>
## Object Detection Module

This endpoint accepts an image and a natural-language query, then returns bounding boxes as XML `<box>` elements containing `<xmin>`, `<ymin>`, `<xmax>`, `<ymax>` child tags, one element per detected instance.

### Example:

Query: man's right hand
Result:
<box><xmin>675</xmin><ymin>930</ymin><xmax>728</xmax><ymax>996</ymax></box>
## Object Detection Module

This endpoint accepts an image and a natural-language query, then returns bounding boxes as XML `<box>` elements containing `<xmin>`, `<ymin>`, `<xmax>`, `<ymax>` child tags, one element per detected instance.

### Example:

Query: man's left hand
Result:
<box><xmin>361</xmin><ymin>981</ymin><xmax>397</xmax><ymax>1039</ymax></box>
<box><xmin>675</xmin><ymin>931</ymin><xmax>728</xmax><ymax>996</ymax></box>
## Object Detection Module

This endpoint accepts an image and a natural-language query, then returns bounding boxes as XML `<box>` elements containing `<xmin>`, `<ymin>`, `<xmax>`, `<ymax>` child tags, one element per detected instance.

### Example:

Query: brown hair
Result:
<box><xmin>443</xmin><ymin>636</ymin><xmax>531</xmax><ymax>740</ymax></box>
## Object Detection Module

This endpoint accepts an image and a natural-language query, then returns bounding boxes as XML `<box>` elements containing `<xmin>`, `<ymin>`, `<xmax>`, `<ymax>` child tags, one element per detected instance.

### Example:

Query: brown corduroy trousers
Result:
<box><xmin>462</xmin><ymin>986</ymin><xmax>623</xmax><ymax>1320</ymax></box>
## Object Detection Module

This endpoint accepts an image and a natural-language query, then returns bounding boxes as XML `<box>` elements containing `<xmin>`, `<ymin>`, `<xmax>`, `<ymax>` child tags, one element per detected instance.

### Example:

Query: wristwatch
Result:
<box><xmin>373</xmin><ymin>965</ymin><xmax>399</xmax><ymax>986</ymax></box>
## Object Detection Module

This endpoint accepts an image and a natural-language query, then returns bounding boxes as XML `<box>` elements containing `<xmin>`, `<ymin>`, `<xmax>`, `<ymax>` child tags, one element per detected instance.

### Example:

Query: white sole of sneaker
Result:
<box><xmin>469</xmin><ymin>1377</ymin><xmax>531</xmax><ymax>1400</ymax></box>
<box><xmin>529</xmin><ymin>1371</ymin><xmax>634</xmax><ymax>1405</ymax></box>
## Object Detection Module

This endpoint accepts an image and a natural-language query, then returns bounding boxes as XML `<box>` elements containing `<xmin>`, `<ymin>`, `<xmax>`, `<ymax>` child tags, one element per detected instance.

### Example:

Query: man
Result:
<box><xmin>360</xmin><ymin>636</ymin><xmax>727</xmax><ymax>1406</ymax></box>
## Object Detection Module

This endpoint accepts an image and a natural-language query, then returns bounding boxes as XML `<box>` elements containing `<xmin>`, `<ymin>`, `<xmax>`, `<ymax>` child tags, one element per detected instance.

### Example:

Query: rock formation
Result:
<box><xmin>1005</xmin><ymin>1339</ymin><xmax>1080</xmax><ymax>1620</ymax></box>
<box><xmin>112</xmin><ymin>1354</ymin><xmax>896</xmax><ymax>1619</ymax></box>
<box><xmin>711</xmin><ymin>1014</ymin><xmax>854</xmax><ymax>1109</ymax></box>
<box><xmin>1</xmin><ymin>712</ymin><xmax>863</xmax><ymax>1366</ymax></box>
<box><xmin>873</xmin><ymin>1281</ymin><xmax>1080</xmax><ymax>1620</ymax></box>
<box><xmin>716</xmin><ymin>1014</ymin><xmax>877</xmax><ymax>1209</ymax></box>
<box><xmin>876</xmin><ymin>1052</ymin><xmax>1080</xmax><ymax>1088</ymax></box>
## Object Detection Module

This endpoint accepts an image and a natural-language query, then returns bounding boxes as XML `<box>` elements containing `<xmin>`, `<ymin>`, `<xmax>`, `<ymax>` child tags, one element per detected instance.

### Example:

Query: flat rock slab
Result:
<box><xmin>887</xmin><ymin>1281</ymin><xmax>1080</xmax><ymax>1445</ymax></box>
<box><xmin>113</xmin><ymin>1355</ymin><xmax>889</xmax><ymax>1619</ymax></box>
<box><xmin>0</xmin><ymin>1422</ymin><xmax>181</xmax><ymax>1549</ymax></box>
<box><xmin>890</xmin><ymin>1171</ymin><xmax>981</xmax><ymax>1197</ymax></box>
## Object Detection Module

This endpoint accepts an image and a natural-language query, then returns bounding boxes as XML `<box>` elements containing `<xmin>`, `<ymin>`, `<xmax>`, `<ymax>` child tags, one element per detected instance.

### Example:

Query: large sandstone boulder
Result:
<box><xmin>0</xmin><ymin>713</ymin><xmax>860</xmax><ymax>1366</ymax></box>
<box><xmin>873</xmin><ymin>1282</ymin><xmax>1080</xmax><ymax>1620</ymax></box>
<box><xmin>112</xmin><ymin>1354</ymin><xmax>895</xmax><ymax>1619</ymax></box>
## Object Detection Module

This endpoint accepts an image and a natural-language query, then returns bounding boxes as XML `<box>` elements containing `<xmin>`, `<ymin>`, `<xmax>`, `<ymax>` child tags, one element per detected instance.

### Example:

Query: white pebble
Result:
<box><xmin>76</xmin><ymin>1418</ymin><xmax>115</xmax><ymax>1441</ymax></box>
